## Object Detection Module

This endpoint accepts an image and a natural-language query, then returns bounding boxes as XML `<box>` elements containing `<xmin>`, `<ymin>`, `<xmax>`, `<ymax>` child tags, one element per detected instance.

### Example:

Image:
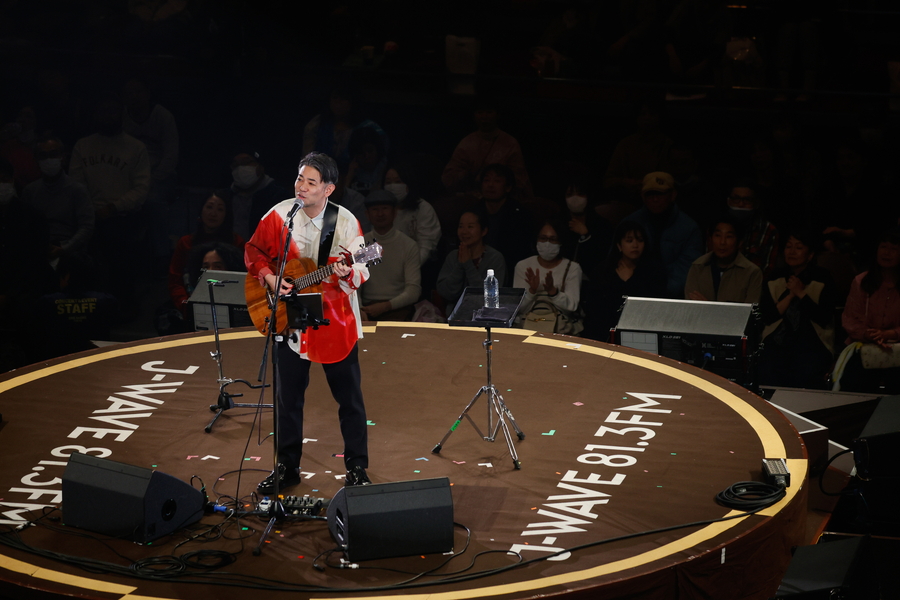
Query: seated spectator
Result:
<box><xmin>22</xmin><ymin>138</ymin><xmax>94</xmax><ymax>260</ymax></box>
<box><xmin>625</xmin><ymin>171</ymin><xmax>704</xmax><ymax>298</ymax></box>
<box><xmin>513</xmin><ymin>219</ymin><xmax>584</xmax><ymax>334</ymax></box>
<box><xmin>437</xmin><ymin>210</ymin><xmax>506</xmax><ymax>308</ymax></box>
<box><xmin>559</xmin><ymin>177</ymin><xmax>612</xmax><ymax>278</ymax></box>
<box><xmin>37</xmin><ymin>251</ymin><xmax>118</xmax><ymax>359</ymax></box>
<box><xmin>345</xmin><ymin>126</ymin><xmax>387</xmax><ymax>196</ymax></box>
<box><xmin>229</xmin><ymin>152</ymin><xmax>287</xmax><ymax>240</ymax></box>
<box><xmin>604</xmin><ymin>100</ymin><xmax>673</xmax><ymax>205</ymax></box>
<box><xmin>442</xmin><ymin>97</ymin><xmax>532</xmax><ymax>196</ymax></box>
<box><xmin>835</xmin><ymin>227</ymin><xmax>900</xmax><ymax>393</ymax></box>
<box><xmin>724</xmin><ymin>181</ymin><xmax>780</xmax><ymax>278</ymax></box>
<box><xmin>684</xmin><ymin>215</ymin><xmax>763</xmax><ymax>304</ymax></box>
<box><xmin>474</xmin><ymin>163</ymin><xmax>535</xmax><ymax>280</ymax></box>
<box><xmin>581</xmin><ymin>220</ymin><xmax>666</xmax><ymax>341</ymax></box>
<box><xmin>169</xmin><ymin>190</ymin><xmax>245</xmax><ymax>316</ymax></box>
<box><xmin>360</xmin><ymin>190</ymin><xmax>421</xmax><ymax>322</ymax></box>
<box><xmin>186</xmin><ymin>241</ymin><xmax>246</xmax><ymax>288</ymax></box>
<box><xmin>384</xmin><ymin>162</ymin><xmax>442</xmax><ymax>267</ymax></box>
<box><xmin>302</xmin><ymin>83</ymin><xmax>388</xmax><ymax>172</ymax></box>
<box><xmin>759</xmin><ymin>227</ymin><xmax>836</xmax><ymax>389</ymax></box>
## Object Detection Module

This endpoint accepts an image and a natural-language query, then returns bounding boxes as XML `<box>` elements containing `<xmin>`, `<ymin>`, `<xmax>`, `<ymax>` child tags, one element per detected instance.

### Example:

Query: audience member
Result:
<box><xmin>122</xmin><ymin>76</ymin><xmax>179</xmax><ymax>267</ymax></box>
<box><xmin>69</xmin><ymin>93</ymin><xmax>150</xmax><ymax>316</ymax></box>
<box><xmin>302</xmin><ymin>83</ymin><xmax>388</xmax><ymax>171</ymax></box>
<box><xmin>37</xmin><ymin>251</ymin><xmax>118</xmax><ymax>359</ymax></box>
<box><xmin>21</xmin><ymin>138</ymin><xmax>94</xmax><ymax>259</ymax></box>
<box><xmin>437</xmin><ymin>210</ymin><xmax>506</xmax><ymax>308</ymax></box>
<box><xmin>442</xmin><ymin>97</ymin><xmax>532</xmax><ymax>196</ymax></box>
<box><xmin>558</xmin><ymin>177</ymin><xmax>612</xmax><ymax>278</ymax></box>
<box><xmin>384</xmin><ymin>162</ymin><xmax>442</xmax><ymax>267</ymax></box>
<box><xmin>835</xmin><ymin>228</ymin><xmax>900</xmax><ymax>393</ymax></box>
<box><xmin>345</xmin><ymin>126</ymin><xmax>387</xmax><ymax>197</ymax></box>
<box><xmin>724</xmin><ymin>181</ymin><xmax>780</xmax><ymax>278</ymax></box>
<box><xmin>759</xmin><ymin>227</ymin><xmax>836</xmax><ymax>389</ymax></box>
<box><xmin>360</xmin><ymin>190</ymin><xmax>421</xmax><ymax>321</ymax></box>
<box><xmin>185</xmin><ymin>241</ymin><xmax>246</xmax><ymax>289</ymax></box>
<box><xmin>582</xmin><ymin>220</ymin><xmax>667</xmax><ymax>342</ymax></box>
<box><xmin>625</xmin><ymin>171</ymin><xmax>703</xmax><ymax>297</ymax></box>
<box><xmin>604</xmin><ymin>100</ymin><xmax>673</xmax><ymax>204</ymax></box>
<box><xmin>684</xmin><ymin>215</ymin><xmax>763</xmax><ymax>304</ymax></box>
<box><xmin>70</xmin><ymin>94</ymin><xmax>151</xmax><ymax>220</ymax></box>
<box><xmin>229</xmin><ymin>152</ymin><xmax>287</xmax><ymax>240</ymax></box>
<box><xmin>513</xmin><ymin>219</ymin><xmax>583</xmax><ymax>334</ymax></box>
<box><xmin>473</xmin><ymin>163</ymin><xmax>534</xmax><ymax>280</ymax></box>
<box><xmin>169</xmin><ymin>189</ymin><xmax>245</xmax><ymax>316</ymax></box>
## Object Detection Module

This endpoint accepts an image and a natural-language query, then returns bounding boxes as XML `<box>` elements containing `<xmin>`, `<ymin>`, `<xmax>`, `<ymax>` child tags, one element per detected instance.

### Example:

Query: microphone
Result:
<box><xmin>287</xmin><ymin>197</ymin><xmax>305</xmax><ymax>219</ymax></box>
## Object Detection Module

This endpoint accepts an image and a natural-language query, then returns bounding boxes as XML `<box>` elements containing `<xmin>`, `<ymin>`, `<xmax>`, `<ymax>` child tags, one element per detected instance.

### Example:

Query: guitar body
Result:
<box><xmin>245</xmin><ymin>257</ymin><xmax>322</xmax><ymax>335</ymax></box>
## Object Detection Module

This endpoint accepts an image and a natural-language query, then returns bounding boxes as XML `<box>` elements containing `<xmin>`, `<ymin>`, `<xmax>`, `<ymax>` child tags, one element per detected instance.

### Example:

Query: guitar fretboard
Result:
<box><xmin>292</xmin><ymin>263</ymin><xmax>336</xmax><ymax>291</ymax></box>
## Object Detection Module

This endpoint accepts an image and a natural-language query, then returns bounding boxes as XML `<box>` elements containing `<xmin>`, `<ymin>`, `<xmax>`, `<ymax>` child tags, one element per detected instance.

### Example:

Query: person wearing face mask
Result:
<box><xmin>384</xmin><ymin>162</ymin><xmax>441</xmax><ymax>267</ymax></box>
<box><xmin>724</xmin><ymin>181</ymin><xmax>780</xmax><ymax>278</ymax></box>
<box><xmin>22</xmin><ymin>138</ymin><xmax>94</xmax><ymax>259</ymax></box>
<box><xmin>513</xmin><ymin>219</ymin><xmax>583</xmax><ymax>334</ymax></box>
<box><xmin>559</xmin><ymin>179</ymin><xmax>612</xmax><ymax>279</ymax></box>
<box><xmin>228</xmin><ymin>152</ymin><xmax>287</xmax><ymax>241</ymax></box>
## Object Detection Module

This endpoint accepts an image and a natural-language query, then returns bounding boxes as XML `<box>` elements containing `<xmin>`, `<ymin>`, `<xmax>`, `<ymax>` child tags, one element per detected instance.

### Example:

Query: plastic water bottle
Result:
<box><xmin>484</xmin><ymin>269</ymin><xmax>499</xmax><ymax>308</ymax></box>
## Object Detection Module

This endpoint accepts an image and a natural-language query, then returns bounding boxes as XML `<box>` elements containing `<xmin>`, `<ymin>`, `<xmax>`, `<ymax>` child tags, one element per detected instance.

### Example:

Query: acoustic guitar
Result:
<box><xmin>244</xmin><ymin>241</ymin><xmax>383</xmax><ymax>335</ymax></box>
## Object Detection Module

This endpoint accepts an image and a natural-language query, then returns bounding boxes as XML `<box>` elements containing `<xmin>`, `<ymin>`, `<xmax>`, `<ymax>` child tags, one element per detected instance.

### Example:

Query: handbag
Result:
<box><xmin>522</xmin><ymin>260</ymin><xmax>582</xmax><ymax>335</ymax></box>
<box><xmin>859</xmin><ymin>342</ymin><xmax>900</xmax><ymax>369</ymax></box>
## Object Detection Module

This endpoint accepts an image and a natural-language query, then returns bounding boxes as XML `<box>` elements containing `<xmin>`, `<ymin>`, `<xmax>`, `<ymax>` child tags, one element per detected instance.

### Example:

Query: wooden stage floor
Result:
<box><xmin>0</xmin><ymin>323</ymin><xmax>808</xmax><ymax>599</ymax></box>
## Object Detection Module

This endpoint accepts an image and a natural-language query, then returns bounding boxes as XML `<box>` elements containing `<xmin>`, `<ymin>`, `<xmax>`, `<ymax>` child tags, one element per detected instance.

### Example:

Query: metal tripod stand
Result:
<box><xmin>203</xmin><ymin>278</ymin><xmax>269</xmax><ymax>433</ymax></box>
<box><xmin>431</xmin><ymin>287</ymin><xmax>527</xmax><ymax>470</ymax></box>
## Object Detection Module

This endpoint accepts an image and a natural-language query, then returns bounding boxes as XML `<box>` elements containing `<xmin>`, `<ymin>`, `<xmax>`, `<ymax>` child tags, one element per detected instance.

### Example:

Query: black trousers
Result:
<box><xmin>274</xmin><ymin>341</ymin><xmax>368</xmax><ymax>471</ymax></box>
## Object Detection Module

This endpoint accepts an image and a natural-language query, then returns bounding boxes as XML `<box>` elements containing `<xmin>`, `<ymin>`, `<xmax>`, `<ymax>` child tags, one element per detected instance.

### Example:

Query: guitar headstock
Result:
<box><xmin>353</xmin><ymin>241</ymin><xmax>383</xmax><ymax>267</ymax></box>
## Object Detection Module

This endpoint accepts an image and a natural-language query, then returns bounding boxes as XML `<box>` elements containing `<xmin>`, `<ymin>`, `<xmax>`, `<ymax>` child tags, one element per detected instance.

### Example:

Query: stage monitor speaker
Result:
<box><xmin>774</xmin><ymin>536</ymin><xmax>874</xmax><ymax>599</ymax></box>
<box><xmin>613</xmin><ymin>296</ymin><xmax>761</xmax><ymax>390</ymax></box>
<box><xmin>327</xmin><ymin>477</ymin><xmax>453</xmax><ymax>561</ymax></box>
<box><xmin>62</xmin><ymin>452</ymin><xmax>204</xmax><ymax>543</ymax></box>
<box><xmin>851</xmin><ymin>395</ymin><xmax>900</xmax><ymax>480</ymax></box>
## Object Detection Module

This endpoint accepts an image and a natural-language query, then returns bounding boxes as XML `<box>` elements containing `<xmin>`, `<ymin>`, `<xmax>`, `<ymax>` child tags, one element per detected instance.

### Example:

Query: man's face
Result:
<box><xmin>642</xmin><ymin>190</ymin><xmax>674</xmax><ymax>215</ymax></box>
<box><xmin>481</xmin><ymin>171</ymin><xmax>510</xmax><ymax>201</ymax></box>
<box><xmin>366</xmin><ymin>203</ymin><xmax>396</xmax><ymax>232</ymax></box>
<box><xmin>711</xmin><ymin>222</ymin><xmax>738</xmax><ymax>261</ymax></box>
<box><xmin>295</xmin><ymin>165</ymin><xmax>335</xmax><ymax>212</ymax></box>
<box><xmin>727</xmin><ymin>187</ymin><xmax>757</xmax><ymax>210</ymax></box>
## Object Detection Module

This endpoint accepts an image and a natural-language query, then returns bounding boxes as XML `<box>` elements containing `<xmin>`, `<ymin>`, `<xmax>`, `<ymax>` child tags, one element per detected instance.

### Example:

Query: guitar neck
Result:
<box><xmin>294</xmin><ymin>263</ymin><xmax>337</xmax><ymax>290</ymax></box>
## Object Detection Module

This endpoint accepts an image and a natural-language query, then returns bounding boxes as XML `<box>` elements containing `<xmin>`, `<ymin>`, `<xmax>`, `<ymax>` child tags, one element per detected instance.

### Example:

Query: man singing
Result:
<box><xmin>245</xmin><ymin>152</ymin><xmax>371</xmax><ymax>493</ymax></box>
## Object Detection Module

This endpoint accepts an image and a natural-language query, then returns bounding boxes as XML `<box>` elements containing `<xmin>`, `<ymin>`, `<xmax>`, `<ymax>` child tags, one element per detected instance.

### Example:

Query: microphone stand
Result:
<box><xmin>252</xmin><ymin>202</ymin><xmax>299</xmax><ymax>556</ymax></box>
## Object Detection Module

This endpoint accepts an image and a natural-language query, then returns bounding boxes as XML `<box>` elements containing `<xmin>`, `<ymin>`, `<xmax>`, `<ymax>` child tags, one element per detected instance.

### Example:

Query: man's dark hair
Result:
<box><xmin>298</xmin><ymin>152</ymin><xmax>339</xmax><ymax>186</ymax></box>
<box><xmin>480</xmin><ymin>163</ymin><xmax>515</xmax><ymax>190</ymax></box>
<box><xmin>707</xmin><ymin>212</ymin><xmax>746</xmax><ymax>241</ymax></box>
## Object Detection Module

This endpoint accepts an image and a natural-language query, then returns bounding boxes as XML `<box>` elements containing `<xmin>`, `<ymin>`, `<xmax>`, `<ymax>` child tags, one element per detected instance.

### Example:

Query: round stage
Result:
<box><xmin>0</xmin><ymin>323</ymin><xmax>807</xmax><ymax>599</ymax></box>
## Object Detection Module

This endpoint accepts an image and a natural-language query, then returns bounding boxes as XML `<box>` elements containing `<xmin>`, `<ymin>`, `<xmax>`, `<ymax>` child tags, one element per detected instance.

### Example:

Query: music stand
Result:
<box><xmin>203</xmin><ymin>277</ymin><xmax>270</xmax><ymax>433</ymax></box>
<box><xmin>431</xmin><ymin>287</ymin><xmax>526</xmax><ymax>469</ymax></box>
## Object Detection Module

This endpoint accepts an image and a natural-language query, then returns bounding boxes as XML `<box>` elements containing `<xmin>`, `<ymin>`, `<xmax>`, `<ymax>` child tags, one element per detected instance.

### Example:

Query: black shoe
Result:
<box><xmin>345</xmin><ymin>465</ymin><xmax>371</xmax><ymax>486</ymax></box>
<box><xmin>257</xmin><ymin>464</ymin><xmax>300</xmax><ymax>494</ymax></box>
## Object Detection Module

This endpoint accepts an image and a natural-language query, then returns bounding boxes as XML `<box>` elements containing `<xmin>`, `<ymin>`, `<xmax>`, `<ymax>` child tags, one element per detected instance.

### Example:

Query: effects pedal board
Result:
<box><xmin>281</xmin><ymin>495</ymin><xmax>329</xmax><ymax>516</ymax></box>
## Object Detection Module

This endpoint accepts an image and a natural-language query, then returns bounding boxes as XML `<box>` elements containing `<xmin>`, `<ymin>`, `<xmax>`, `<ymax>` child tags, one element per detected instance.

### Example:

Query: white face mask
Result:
<box><xmin>0</xmin><ymin>182</ymin><xmax>16</xmax><ymax>205</ymax></box>
<box><xmin>565</xmin><ymin>195</ymin><xmax>587</xmax><ymax>213</ymax></box>
<box><xmin>383</xmin><ymin>182</ymin><xmax>408</xmax><ymax>202</ymax></box>
<box><xmin>39</xmin><ymin>158</ymin><xmax>63</xmax><ymax>177</ymax></box>
<box><xmin>232</xmin><ymin>165</ymin><xmax>259</xmax><ymax>188</ymax></box>
<box><xmin>536</xmin><ymin>241</ymin><xmax>561</xmax><ymax>261</ymax></box>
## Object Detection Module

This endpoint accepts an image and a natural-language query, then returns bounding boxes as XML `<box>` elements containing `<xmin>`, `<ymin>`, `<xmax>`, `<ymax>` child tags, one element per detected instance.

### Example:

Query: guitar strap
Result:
<box><xmin>317</xmin><ymin>201</ymin><xmax>339</xmax><ymax>267</ymax></box>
